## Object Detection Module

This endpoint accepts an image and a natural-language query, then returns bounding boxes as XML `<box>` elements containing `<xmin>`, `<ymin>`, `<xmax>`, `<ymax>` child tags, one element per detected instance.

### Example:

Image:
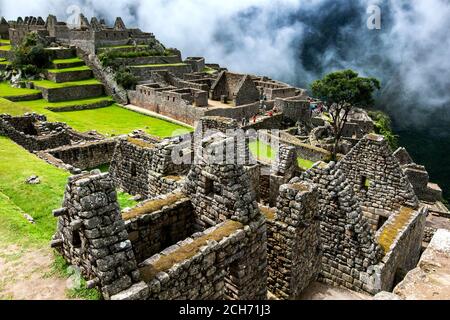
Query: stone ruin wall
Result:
<box><xmin>110</xmin><ymin>135</ymin><xmax>190</xmax><ymax>199</ymax></box>
<box><xmin>299</xmin><ymin>162</ymin><xmax>384</xmax><ymax>294</ymax></box>
<box><xmin>375</xmin><ymin>206</ymin><xmax>427</xmax><ymax>291</ymax></box>
<box><xmin>0</xmin><ymin>114</ymin><xmax>72</xmax><ymax>152</ymax></box>
<box><xmin>140</xmin><ymin>217</ymin><xmax>267</xmax><ymax>300</ymax></box>
<box><xmin>110</xmin><ymin>137</ymin><xmax>156</xmax><ymax>198</ymax></box>
<box><xmin>45</xmin><ymin>139</ymin><xmax>116</xmax><ymax>171</ymax></box>
<box><xmin>124</xmin><ymin>194</ymin><xmax>195</xmax><ymax>264</ymax></box>
<box><xmin>128</xmin><ymin>85</ymin><xmax>208</xmax><ymax>126</ymax></box>
<box><xmin>52</xmin><ymin>172</ymin><xmax>147</xmax><ymax>300</ymax></box>
<box><xmin>339</xmin><ymin>134</ymin><xmax>419</xmax><ymax>230</ymax></box>
<box><xmin>266</xmin><ymin>181</ymin><xmax>321</xmax><ymax>299</ymax></box>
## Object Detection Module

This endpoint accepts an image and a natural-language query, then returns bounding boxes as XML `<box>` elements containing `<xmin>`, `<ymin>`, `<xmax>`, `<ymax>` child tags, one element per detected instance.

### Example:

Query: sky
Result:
<box><xmin>1</xmin><ymin>0</ymin><xmax>449</xmax><ymax>126</ymax></box>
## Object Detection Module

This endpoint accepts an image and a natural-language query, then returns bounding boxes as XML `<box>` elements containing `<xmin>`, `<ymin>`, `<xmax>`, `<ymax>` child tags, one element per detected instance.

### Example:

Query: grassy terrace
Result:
<box><xmin>0</xmin><ymin>82</ymin><xmax>41</xmax><ymax>97</ymax></box>
<box><xmin>249</xmin><ymin>140</ymin><xmax>316</xmax><ymax>170</ymax></box>
<box><xmin>99</xmin><ymin>44</ymin><xmax>149</xmax><ymax>50</ymax></box>
<box><xmin>52</xmin><ymin>57</ymin><xmax>84</xmax><ymax>65</ymax></box>
<box><xmin>0</xmin><ymin>83</ymin><xmax>192</xmax><ymax>137</ymax></box>
<box><xmin>0</xmin><ymin>39</ymin><xmax>11</xmax><ymax>44</ymax></box>
<box><xmin>0</xmin><ymin>45</ymin><xmax>11</xmax><ymax>51</ymax></box>
<box><xmin>0</xmin><ymin>136</ymin><xmax>136</xmax><ymax>247</ymax></box>
<box><xmin>47</xmin><ymin>66</ymin><xmax>91</xmax><ymax>73</ymax></box>
<box><xmin>15</xmin><ymin>96</ymin><xmax>114</xmax><ymax>109</ymax></box>
<box><xmin>131</xmin><ymin>63</ymin><xmax>188</xmax><ymax>68</ymax></box>
<box><xmin>32</xmin><ymin>79</ymin><xmax>101</xmax><ymax>89</ymax></box>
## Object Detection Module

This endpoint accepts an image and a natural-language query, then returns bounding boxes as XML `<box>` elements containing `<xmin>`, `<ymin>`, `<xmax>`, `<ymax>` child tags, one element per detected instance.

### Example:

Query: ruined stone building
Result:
<box><xmin>7</xmin><ymin>15</ymin><xmax>156</xmax><ymax>53</ymax></box>
<box><xmin>48</xmin><ymin>115</ymin><xmax>428</xmax><ymax>300</ymax></box>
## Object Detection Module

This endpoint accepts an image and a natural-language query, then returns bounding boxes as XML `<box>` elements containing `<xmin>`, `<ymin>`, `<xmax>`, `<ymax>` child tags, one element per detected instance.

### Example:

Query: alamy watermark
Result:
<box><xmin>367</xmin><ymin>4</ymin><xmax>382</xmax><ymax>30</ymax></box>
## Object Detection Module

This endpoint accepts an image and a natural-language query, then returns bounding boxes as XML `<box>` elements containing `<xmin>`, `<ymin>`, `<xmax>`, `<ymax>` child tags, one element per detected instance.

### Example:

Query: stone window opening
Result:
<box><xmin>204</xmin><ymin>177</ymin><xmax>215</xmax><ymax>197</ymax></box>
<box><xmin>131</xmin><ymin>163</ymin><xmax>137</xmax><ymax>177</ymax></box>
<box><xmin>360</xmin><ymin>176</ymin><xmax>370</xmax><ymax>192</ymax></box>
<box><xmin>377</xmin><ymin>215</ymin><xmax>388</xmax><ymax>230</ymax></box>
<box><xmin>72</xmin><ymin>230</ymin><xmax>82</xmax><ymax>248</ymax></box>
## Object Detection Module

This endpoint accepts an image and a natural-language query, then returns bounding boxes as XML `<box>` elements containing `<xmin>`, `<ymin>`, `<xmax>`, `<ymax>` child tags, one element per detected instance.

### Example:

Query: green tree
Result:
<box><xmin>311</xmin><ymin>69</ymin><xmax>381</xmax><ymax>159</ymax></box>
<box><xmin>11</xmin><ymin>32</ymin><xmax>50</xmax><ymax>77</ymax></box>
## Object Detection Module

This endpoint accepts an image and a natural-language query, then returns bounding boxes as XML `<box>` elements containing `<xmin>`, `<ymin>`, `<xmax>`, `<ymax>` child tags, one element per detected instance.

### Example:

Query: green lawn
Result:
<box><xmin>47</xmin><ymin>66</ymin><xmax>91</xmax><ymax>73</ymax></box>
<box><xmin>297</xmin><ymin>158</ymin><xmax>315</xmax><ymax>171</ymax></box>
<box><xmin>0</xmin><ymin>137</ymin><xmax>70</xmax><ymax>246</ymax></box>
<box><xmin>0</xmin><ymin>39</ymin><xmax>11</xmax><ymax>44</ymax></box>
<box><xmin>52</xmin><ymin>57</ymin><xmax>84</xmax><ymax>64</ymax></box>
<box><xmin>0</xmin><ymin>82</ymin><xmax>41</xmax><ymax>97</ymax></box>
<box><xmin>249</xmin><ymin>140</ymin><xmax>275</xmax><ymax>163</ymax></box>
<box><xmin>0</xmin><ymin>82</ymin><xmax>192</xmax><ymax>138</ymax></box>
<box><xmin>6</xmin><ymin>98</ymin><xmax>192</xmax><ymax>137</ymax></box>
<box><xmin>131</xmin><ymin>63</ymin><xmax>188</xmax><ymax>68</ymax></box>
<box><xmin>0</xmin><ymin>137</ymin><xmax>139</xmax><ymax>247</ymax></box>
<box><xmin>32</xmin><ymin>79</ymin><xmax>101</xmax><ymax>89</ymax></box>
<box><xmin>0</xmin><ymin>97</ymin><xmax>31</xmax><ymax>114</ymax></box>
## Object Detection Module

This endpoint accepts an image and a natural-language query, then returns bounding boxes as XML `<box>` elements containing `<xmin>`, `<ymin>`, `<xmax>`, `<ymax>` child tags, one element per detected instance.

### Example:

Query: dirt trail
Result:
<box><xmin>0</xmin><ymin>245</ymin><xmax>68</xmax><ymax>300</ymax></box>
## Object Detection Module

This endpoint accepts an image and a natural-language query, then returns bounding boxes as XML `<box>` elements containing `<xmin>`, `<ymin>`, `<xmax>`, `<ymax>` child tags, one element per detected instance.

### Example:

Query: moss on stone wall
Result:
<box><xmin>122</xmin><ymin>192</ymin><xmax>186</xmax><ymax>220</ymax></box>
<box><xmin>139</xmin><ymin>220</ymin><xmax>243</xmax><ymax>282</ymax></box>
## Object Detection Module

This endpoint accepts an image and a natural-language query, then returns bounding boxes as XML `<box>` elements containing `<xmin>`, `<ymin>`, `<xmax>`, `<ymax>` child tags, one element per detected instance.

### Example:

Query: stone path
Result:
<box><xmin>0</xmin><ymin>245</ymin><xmax>68</xmax><ymax>300</ymax></box>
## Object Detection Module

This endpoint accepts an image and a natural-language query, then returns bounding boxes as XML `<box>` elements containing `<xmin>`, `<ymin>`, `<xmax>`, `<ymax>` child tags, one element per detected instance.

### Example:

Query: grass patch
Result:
<box><xmin>48</xmin><ymin>253</ymin><xmax>102</xmax><ymax>300</ymax></box>
<box><xmin>0</xmin><ymin>97</ymin><xmax>32</xmax><ymax>114</ymax></box>
<box><xmin>13</xmin><ymin>103</ymin><xmax>192</xmax><ymax>137</ymax></box>
<box><xmin>66</xmin><ymin>278</ymin><xmax>102</xmax><ymax>300</ymax></box>
<box><xmin>140</xmin><ymin>220</ymin><xmax>243</xmax><ymax>281</ymax></box>
<box><xmin>0</xmin><ymin>82</ymin><xmax>40</xmax><ymax>97</ymax></box>
<box><xmin>249</xmin><ymin>140</ymin><xmax>275</xmax><ymax>163</ymax></box>
<box><xmin>0</xmin><ymin>137</ymin><xmax>69</xmax><ymax>247</ymax></box>
<box><xmin>117</xmin><ymin>191</ymin><xmax>138</xmax><ymax>210</ymax></box>
<box><xmin>203</xmin><ymin>66</ymin><xmax>217</xmax><ymax>74</ymax></box>
<box><xmin>52</xmin><ymin>57</ymin><xmax>84</xmax><ymax>65</ymax></box>
<box><xmin>123</xmin><ymin>193</ymin><xmax>185</xmax><ymax>220</ymax></box>
<box><xmin>298</xmin><ymin>158</ymin><xmax>315</xmax><ymax>171</ymax></box>
<box><xmin>0</xmin><ymin>84</ymin><xmax>192</xmax><ymax>138</ymax></box>
<box><xmin>0</xmin><ymin>39</ymin><xmax>11</xmax><ymax>44</ymax></box>
<box><xmin>47</xmin><ymin>66</ymin><xmax>91</xmax><ymax>73</ymax></box>
<box><xmin>131</xmin><ymin>63</ymin><xmax>187</xmax><ymax>68</ymax></box>
<box><xmin>0</xmin><ymin>45</ymin><xmax>11</xmax><ymax>51</ymax></box>
<box><xmin>32</xmin><ymin>79</ymin><xmax>101</xmax><ymax>89</ymax></box>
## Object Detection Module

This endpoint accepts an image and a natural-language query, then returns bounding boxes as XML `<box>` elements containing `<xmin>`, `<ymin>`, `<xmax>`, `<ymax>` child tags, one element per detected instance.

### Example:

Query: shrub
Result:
<box><xmin>368</xmin><ymin>110</ymin><xmax>399</xmax><ymax>150</ymax></box>
<box><xmin>11</xmin><ymin>33</ymin><xmax>50</xmax><ymax>77</ymax></box>
<box><xmin>115</xmin><ymin>68</ymin><xmax>138</xmax><ymax>90</ymax></box>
